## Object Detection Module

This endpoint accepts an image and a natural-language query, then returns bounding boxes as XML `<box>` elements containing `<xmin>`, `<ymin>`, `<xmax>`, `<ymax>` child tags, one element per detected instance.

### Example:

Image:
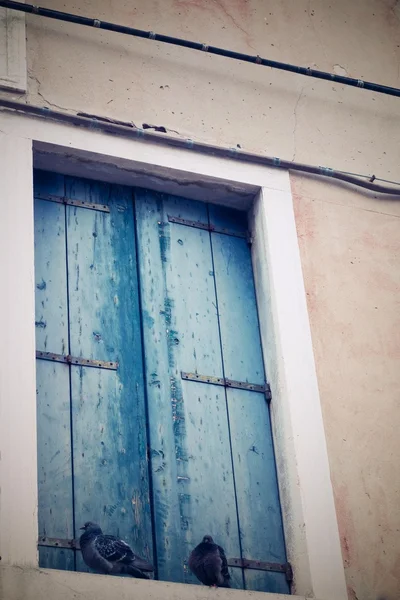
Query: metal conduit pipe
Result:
<box><xmin>1</xmin><ymin>99</ymin><xmax>399</xmax><ymax>196</ymax></box>
<box><xmin>1</xmin><ymin>0</ymin><xmax>400</xmax><ymax>98</ymax></box>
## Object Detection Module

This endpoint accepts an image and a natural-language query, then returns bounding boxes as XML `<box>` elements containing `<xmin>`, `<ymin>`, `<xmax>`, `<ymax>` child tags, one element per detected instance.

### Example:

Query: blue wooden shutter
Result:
<box><xmin>34</xmin><ymin>171</ymin><xmax>153</xmax><ymax>572</ymax></box>
<box><xmin>34</xmin><ymin>172</ymin><xmax>289</xmax><ymax>593</ymax></box>
<box><xmin>135</xmin><ymin>192</ymin><xmax>289</xmax><ymax>594</ymax></box>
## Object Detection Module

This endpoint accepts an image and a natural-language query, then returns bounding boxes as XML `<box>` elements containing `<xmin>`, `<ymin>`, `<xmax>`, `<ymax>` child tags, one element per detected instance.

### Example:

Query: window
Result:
<box><xmin>34</xmin><ymin>170</ymin><xmax>289</xmax><ymax>594</ymax></box>
<box><xmin>0</xmin><ymin>4</ymin><xmax>26</xmax><ymax>92</ymax></box>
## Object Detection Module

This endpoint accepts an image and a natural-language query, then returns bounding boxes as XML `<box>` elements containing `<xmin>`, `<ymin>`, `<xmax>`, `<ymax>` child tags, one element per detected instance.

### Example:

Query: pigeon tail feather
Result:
<box><xmin>124</xmin><ymin>565</ymin><xmax>151</xmax><ymax>579</ymax></box>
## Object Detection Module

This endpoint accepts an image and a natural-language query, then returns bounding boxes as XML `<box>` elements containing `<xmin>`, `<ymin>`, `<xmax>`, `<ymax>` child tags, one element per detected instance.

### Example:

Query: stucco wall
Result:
<box><xmin>292</xmin><ymin>176</ymin><xmax>400</xmax><ymax>600</ymax></box>
<box><xmin>16</xmin><ymin>0</ymin><xmax>399</xmax><ymax>179</ymax></box>
<box><xmin>1</xmin><ymin>1</ymin><xmax>399</xmax><ymax>599</ymax></box>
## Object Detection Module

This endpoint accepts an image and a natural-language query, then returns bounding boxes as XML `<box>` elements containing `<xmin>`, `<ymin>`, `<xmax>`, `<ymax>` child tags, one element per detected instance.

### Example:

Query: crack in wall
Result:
<box><xmin>391</xmin><ymin>0</ymin><xmax>400</xmax><ymax>21</ymax></box>
<box><xmin>213</xmin><ymin>0</ymin><xmax>256</xmax><ymax>51</ymax></box>
<box><xmin>28</xmin><ymin>72</ymin><xmax>71</xmax><ymax>112</ymax></box>
<box><xmin>27</xmin><ymin>75</ymin><xmax>191</xmax><ymax>138</ymax></box>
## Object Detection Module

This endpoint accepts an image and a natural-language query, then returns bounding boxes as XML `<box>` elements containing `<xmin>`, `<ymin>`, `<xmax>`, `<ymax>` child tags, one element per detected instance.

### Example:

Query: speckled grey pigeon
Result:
<box><xmin>79</xmin><ymin>521</ymin><xmax>154</xmax><ymax>578</ymax></box>
<box><xmin>188</xmin><ymin>535</ymin><xmax>231</xmax><ymax>588</ymax></box>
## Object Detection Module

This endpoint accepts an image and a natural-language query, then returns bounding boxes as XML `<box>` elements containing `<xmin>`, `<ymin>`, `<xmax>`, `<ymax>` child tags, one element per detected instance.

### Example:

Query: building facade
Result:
<box><xmin>0</xmin><ymin>2</ymin><xmax>399</xmax><ymax>600</ymax></box>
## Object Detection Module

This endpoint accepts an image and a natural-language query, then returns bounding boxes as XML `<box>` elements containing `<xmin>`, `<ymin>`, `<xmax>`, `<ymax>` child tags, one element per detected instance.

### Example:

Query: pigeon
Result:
<box><xmin>188</xmin><ymin>535</ymin><xmax>231</xmax><ymax>588</ymax></box>
<box><xmin>79</xmin><ymin>521</ymin><xmax>154</xmax><ymax>578</ymax></box>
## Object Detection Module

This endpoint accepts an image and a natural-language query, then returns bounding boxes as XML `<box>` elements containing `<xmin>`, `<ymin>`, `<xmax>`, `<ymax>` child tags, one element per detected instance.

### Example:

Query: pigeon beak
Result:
<box><xmin>79</xmin><ymin>526</ymin><xmax>85</xmax><ymax>530</ymax></box>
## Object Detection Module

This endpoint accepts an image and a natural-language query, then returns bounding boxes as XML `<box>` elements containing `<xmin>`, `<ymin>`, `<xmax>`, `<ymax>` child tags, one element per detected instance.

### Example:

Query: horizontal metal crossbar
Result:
<box><xmin>181</xmin><ymin>371</ymin><xmax>271</xmax><ymax>399</ymax></box>
<box><xmin>35</xmin><ymin>192</ymin><xmax>110</xmax><ymax>213</ymax></box>
<box><xmin>167</xmin><ymin>215</ymin><xmax>250</xmax><ymax>241</ymax></box>
<box><xmin>36</xmin><ymin>350</ymin><xmax>118</xmax><ymax>370</ymax></box>
<box><xmin>37</xmin><ymin>538</ymin><xmax>291</xmax><ymax>580</ymax></box>
<box><xmin>228</xmin><ymin>558</ymin><xmax>293</xmax><ymax>582</ymax></box>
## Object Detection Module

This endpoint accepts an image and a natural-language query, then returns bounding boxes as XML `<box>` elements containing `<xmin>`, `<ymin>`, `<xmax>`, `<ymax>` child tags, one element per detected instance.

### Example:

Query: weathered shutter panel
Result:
<box><xmin>35</xmin><ymin>171</ymin><xmax>75</xmax><ymax>571</ymax></box>
<box><xmin>209</xmin><ymin>205</ymin><xmax>288</xmax><ymax>593</ymax></box>
<box><xmin>34</xmin><ymin>171</ymin><xmax>153</xmax><ymax>572</ymax></box>
<box><xmin>136</xmin><ymin>192</ymin><xmax>289</xmax><ymax>593</ymax></box>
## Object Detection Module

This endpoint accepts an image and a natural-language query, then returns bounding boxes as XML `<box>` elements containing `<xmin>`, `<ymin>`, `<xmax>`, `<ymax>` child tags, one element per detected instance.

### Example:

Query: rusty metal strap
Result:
<box><xmin>228</xmin><ymin>558</ymin><xmax>293</xmax><ymax>582</ymax></box>
<box><xmin>35</xmin><ymin>192</ymin><xmax>110</xmax><ymax>213</ymax></box>
<box><xmin>181</xmin><ymin>371</ymin><xmax>271</xmax><ymax>399</ymax></box>
<box><xmin>38</xmin><ymin>536</ymin><xmax>81</xmax><ymax>550</ymax></box>
<box><xmin>167</xmin><ymin>215</ymin><xmax>250</xmax><ymax>241</ymax></box>
<box><xmin>36</xmin><ymin>350</ymin><xmax>118</xmax><ymax>370</ymax></box>
<box><xmin>37</xmin><ymin>538</ymin><xmax>291</xmax><ymax>582</ymax></box>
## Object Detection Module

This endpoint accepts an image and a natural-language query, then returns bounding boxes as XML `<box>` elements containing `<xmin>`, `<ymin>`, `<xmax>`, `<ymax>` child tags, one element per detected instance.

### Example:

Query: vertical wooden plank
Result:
<box><xmin>135</xmin><ymin>190</ymin><xmax>184</xmax><ymax>582</ymax></box>
<box><xmin>72</xmin><ymin>367</ymin><xmax>152</xmax><ymax>574</ymax></box>
<box><xmin>135</xmin><ymin>191</ymin><xmax>242</xmax><ymax>585</ymax></box>
<box><xmin>34</xmin><ymin>172</ymin><xmax>68</xmax><ymax>355</ymax></box>
<box><xmin>34</xmin><ymin>170</ymin><xmax>74</xmax><ymax>571</ymax></box>
<box><xmin>66</xmin><ymin>178</ymin><xmax>117</xmax><ymax>363</ymax></box>
<box><xmin>228</xmin><ymin>389</ymin><xmax>286</xmax><ymax>560</ymax></box>
<box><xmin>166</xmin><ymin>205</ymin><xmax>223</xmax><ymax>377</ymax></box>
<box><xmin>228</xmin><ymin>388</ymin><xmax>289</xmax><ymax>594</ymax></box>
<box><xmin>36</xmin><ymin>360</ymin><xmax>75</xmax><ymax>571</ymax></box>
<box><xmin>210</xmin><ymin>214</ymin><xmax>289</xmax><ymax>594</ymax></box>
<box><xmin>211</xmin><ymin>232</ymin><xmax>265</xmax><ymax>384</ymax></box>
<box><xmin>179</xmin><ymin>381</ymin><xmax>243</xmax><ymax>589</ymax></box>
<box><xmin>65</xmin><ymin>177</ymin><xmax>152</xmax><ymax>573</ymax></box>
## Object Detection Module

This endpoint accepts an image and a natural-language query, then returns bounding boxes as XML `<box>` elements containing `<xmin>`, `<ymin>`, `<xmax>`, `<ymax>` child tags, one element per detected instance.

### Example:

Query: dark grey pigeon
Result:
<box><xmin>79</xmin><ymin>521</ymin><xmax>154</xmax><ymax>578</ymax></box>
<box><xmin>188</xmin><ymin>535</ymin><xmax>231</xmax><ymax>588</ymax></box>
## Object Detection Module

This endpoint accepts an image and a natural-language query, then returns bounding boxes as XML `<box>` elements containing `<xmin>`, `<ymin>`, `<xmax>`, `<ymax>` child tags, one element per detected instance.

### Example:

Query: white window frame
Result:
<box><xmin>0</xmin><ymin>2</ymin><xmax>27</xmax><ymax>93</ymax></box>
<box><xmin>0</xmin><ymin>111</ymin><xmax>347</xmax><ymax>600</ymax></box>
